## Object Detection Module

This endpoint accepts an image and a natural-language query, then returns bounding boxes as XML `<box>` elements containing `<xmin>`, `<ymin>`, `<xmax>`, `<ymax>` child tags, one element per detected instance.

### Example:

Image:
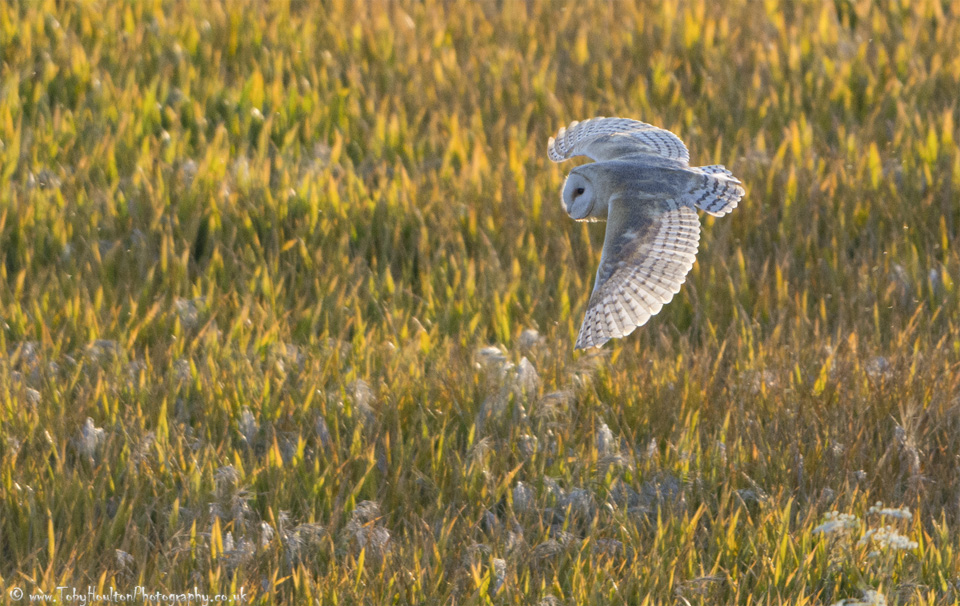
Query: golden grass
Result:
<box><xmin>2</xmin><ymin>0</ymin><xmax>960</xmax><ymax>603</ymax></box>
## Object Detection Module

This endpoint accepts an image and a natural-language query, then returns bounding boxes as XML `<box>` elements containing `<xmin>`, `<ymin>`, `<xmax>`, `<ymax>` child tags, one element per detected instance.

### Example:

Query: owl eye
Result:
<box><xmin>574</xmin><ymin>187</ymin><xmax>585</xmax><ymax>196</ymax></box>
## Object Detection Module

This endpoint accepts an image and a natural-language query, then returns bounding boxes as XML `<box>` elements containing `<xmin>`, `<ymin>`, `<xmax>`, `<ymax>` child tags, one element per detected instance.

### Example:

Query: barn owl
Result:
<box><xmin>548</xmin><ymin>118</ymin><xmax>744</xmax><ymax>349</ymax></box>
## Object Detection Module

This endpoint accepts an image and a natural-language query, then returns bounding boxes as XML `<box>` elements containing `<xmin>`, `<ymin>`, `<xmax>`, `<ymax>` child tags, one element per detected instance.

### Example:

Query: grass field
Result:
<box><xmin>2</xmin><ymin>0</ymin><xmax>960</xmax><ymax>603</ymax></box>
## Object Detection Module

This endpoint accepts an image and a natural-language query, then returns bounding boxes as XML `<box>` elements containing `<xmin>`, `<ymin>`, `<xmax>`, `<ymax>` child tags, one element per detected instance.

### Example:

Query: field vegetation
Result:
<box><xmin>2</xmin><ymin>0</ymin><xmax>960</xmax><ymax>603</ymax></box>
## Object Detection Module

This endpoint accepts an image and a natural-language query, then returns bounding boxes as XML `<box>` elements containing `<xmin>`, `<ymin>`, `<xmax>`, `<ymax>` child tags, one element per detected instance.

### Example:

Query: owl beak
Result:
<box><xmin>569</xmin><ymin>198</ymin><xmax>595</xmax><ymax>221</ymax></box>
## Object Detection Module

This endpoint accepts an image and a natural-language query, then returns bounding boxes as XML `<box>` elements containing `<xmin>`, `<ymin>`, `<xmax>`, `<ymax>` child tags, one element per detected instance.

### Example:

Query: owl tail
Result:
<box><xmin>692</xmin><ymin>165</ymin><xmax>745</xmax><ymax>217</ymax></box>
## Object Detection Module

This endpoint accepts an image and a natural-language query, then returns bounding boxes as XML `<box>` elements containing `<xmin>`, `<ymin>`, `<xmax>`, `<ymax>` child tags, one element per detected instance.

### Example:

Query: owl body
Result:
<box><xmin>562</xmin><ymin>161</ymin><xmax>691</xmax><ymax>221</ymax></box>
<box><xmin>548</xmin><ymin>117</ymin><xmax>745</xmax><ymax>349</ymax></box>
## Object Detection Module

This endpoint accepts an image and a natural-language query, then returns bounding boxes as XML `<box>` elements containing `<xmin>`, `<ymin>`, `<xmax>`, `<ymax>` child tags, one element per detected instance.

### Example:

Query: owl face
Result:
<box><xmin>561</xmin><ymin>169</ymin><xmax>606</xmax><ymax>221</ymax></box>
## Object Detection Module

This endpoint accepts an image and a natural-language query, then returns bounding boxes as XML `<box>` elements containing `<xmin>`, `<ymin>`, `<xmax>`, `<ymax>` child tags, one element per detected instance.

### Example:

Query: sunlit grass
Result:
<box><xmin>2</xmin><ymin>0</ymin><xmax>960</xmax><ymax>603</ymax></box>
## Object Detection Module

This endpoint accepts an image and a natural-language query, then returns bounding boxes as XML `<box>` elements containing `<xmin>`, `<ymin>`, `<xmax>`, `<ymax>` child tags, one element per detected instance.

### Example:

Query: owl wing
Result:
<box><xmin>548</xmin><ymin>117</ymin><xmax>690</xmax><ymax>164</ymax></box>
<box><xmin>575</xmin><ymin>196</ymin><xmax>701</xmax><ymax>349</ymax></box>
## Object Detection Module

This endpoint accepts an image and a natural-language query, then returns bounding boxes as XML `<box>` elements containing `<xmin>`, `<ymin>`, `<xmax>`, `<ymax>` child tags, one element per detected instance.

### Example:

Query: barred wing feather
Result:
<box><xmin>575</xmin><ymin>199</ymin><xmax>701</xmax><ymax>349</ymax></box>
<box><xmin>548</xmin><ymin>117</ymin><xmax>690</xmax><ymax>164</ymax></box>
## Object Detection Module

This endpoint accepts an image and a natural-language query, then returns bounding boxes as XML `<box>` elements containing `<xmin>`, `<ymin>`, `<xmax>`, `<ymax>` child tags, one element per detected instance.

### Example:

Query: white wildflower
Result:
<box><xmin>532</xmin><ymin>539</ymin><xmax>563</xmax><ymax>561</ymax></box>
<box><xmin>239</xmin><ymin>407</ymin><xmax>259</xmax><ymax>444</ymax></box>
<box><xmin>512</xmin><ymin>481</ymin><xmax>534</xmax><ymax>513</ymax></box>
<box><xmin>260</xmin><ymin>521</ymin><xmax>276</xmax><ymax>548</ymax></box>
<box><xmin>517</xmin><ymin>433</ymin><xmax>538</xmax><ymax>459</ymax></box>
<box><xmin>516</xmin><ymin>357</ymin><xmax>540</xmax><ymax>398</ymax></box>
<box><xmin>517</xmin><ymin>328</ymin><xmax>543</xmax><ymax>350</ymax></box>
<box><xmin>357</xmin><ymin>525</ymin><xmax>390</xmax><ymax>553</ymax></box>
<box><xmin>830</xmin><ymin>589</ymin><xmax>887</xmax><ymax>606</ymax></box>
<box><xmin>343</xmin><ymin>500</ymin><xmax>389</xmax><ymax>560</ymax></box>
<box><xmin>476</xmin><ymin>346</ymin><xmax>507</xmax><ymax>368</ymax></box>
<box><xmin>491</xmin><ymin>558</ymin><xmax>506</xmax><ymax>595</ymax></box>
<box><xmin>812</xmin><ymin>511</ymin><xmax>860</xmax><ymax>535</ymax></box>
<box><xmin>350</xmin><ymin>500</ymin><xmax>381</xmax><ymax>524</ymax></box>
<box><xmin>221</xmin><ymin>532</ymin><xmax>255</xmax><ymax>569</ymax></box>
<box><xmin>77</xmin><ymin>417</ymin><xmax>106</xmax><ymax>461</ymax></box>
<box><xmin>24</xmin><ymin>388</ymin><xmax>41</xmax><ymax>406</ymax></box>
<box><xmin>596</xmin><ymin>421</ymin><xmax>616</xmax><ymax>457</ymax></box>
<box><xmin>865</xmin><ymin>356</ymin><xmax>891</xmax><ymax>380</ymax></box>
<box><xmin>282</xmin><ymin>516</ymin><xmax>325</xmax><ymax>563</ymax></box>
<box><xmin>315</xmin><ymin>414</ymin><xmax>333</xmax><ymax>451</ymax></box>
<box><xmin>214</xmin><ymin>465</ymin><xmax>240</xmax><ymax>488</ymax></box>
<box><xmin>178</xmin><ymin>160</ymin><xmax>198</xmax><ymax>187</ymax></box>
<box><xmin>115</xmin><ymin>549</ymin><xmax>135</xmax><ymax>571</ymax></box>
<box><xmin>867</xmin><ymin>502</ymin><xmax>912</xmax><ymax>519</ymax></box>
<box><xmin>858</xmin><ymin>525</ymin><xmax>918</xmax><ymax>551</ymax></box>
<box><xmin>560</xmin><ymin>488</ymin><xmax>596</xmax><ymax>521</ymax></box>
<box><xmin>86</xmin><ymin>339</ymin><xmax>122</xmax><ymax>363</ymax></box>
<box><xmin>348</xmin><ymin>379</ymin><xmax>377</xmax><ymax>429</ymax></box>
<box><xmin>174</xmin><ymin>297</ymin><xmax>204</xmax><ymax>329</ymax></box>
<box><xmin>173</xmin><ymin>358</ymin><xmax>192</xmax><ymax>385</ymax></box>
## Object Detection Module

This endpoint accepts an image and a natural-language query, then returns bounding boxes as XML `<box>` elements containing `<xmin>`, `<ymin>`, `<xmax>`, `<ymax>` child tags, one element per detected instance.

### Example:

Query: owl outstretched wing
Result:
<box><xmin>548</xmin><ymin>117</ymin><xmax>690</xmax><ymax>164</ymax></box>
<box><xmin>575</xmin><ymin>196</ymin><xmax>701</xmax><ymax>350</ymax></box>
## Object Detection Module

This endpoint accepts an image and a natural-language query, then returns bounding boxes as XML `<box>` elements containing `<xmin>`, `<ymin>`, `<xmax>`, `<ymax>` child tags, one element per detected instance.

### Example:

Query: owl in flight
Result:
<box><xmin>548</xmin><ymin>117</ymin><xmax>744</xmax><ymax>349</ymax></box>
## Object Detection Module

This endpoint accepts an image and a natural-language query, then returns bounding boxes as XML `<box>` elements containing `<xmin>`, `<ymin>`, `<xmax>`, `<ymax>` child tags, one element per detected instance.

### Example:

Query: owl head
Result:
<box><xmin>561</xmin><ymin>165</ymin><xmax>608</xmax><ymax>222</ymax></box>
